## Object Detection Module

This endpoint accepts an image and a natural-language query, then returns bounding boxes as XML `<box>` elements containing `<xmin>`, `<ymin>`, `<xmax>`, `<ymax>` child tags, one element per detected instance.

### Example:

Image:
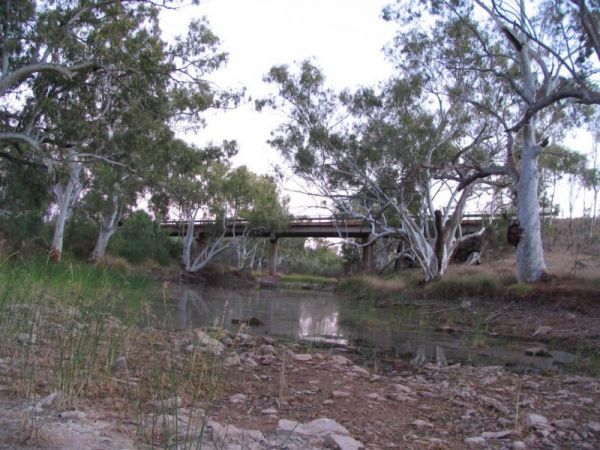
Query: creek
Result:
<box><xmin>151</xmin><ymin>286</ymin><xmax>581</xmax><ymax>373</ymax></box>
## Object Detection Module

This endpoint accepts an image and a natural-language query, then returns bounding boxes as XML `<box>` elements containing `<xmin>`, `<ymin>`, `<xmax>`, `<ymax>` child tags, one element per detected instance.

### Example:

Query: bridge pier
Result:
<box><xmin>268</xmin><ymin>235</ymin><xmax>278</xmax><ymax>276</ymax></box>
<box><xmin>361</xmin><ymin>237</ymin><xmax>374</xmax><ymax>273</ymax></box>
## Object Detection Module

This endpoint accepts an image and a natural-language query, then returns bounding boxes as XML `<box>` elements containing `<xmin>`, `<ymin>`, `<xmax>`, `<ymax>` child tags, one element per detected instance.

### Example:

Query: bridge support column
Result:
<box><xmin>268</xmin><ymin>235</ymin><xmax>278</xmax><ymax>276</ymax></box>
<box><xmin>361</xmin><ymin>237</ymin><xmax>374</xmax><ymax>273</ymax></box>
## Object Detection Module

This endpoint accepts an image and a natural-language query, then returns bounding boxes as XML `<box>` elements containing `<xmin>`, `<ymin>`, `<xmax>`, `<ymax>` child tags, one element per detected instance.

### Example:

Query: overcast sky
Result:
<box><xmin>160</xmin><ymin>0</ymin><xmax>596</xmax><ymax>217</ymax></box>
<box><xmin>160</xmin><ymin>0</ymin><xmax>397</xmax><ymax>214</ymax></box>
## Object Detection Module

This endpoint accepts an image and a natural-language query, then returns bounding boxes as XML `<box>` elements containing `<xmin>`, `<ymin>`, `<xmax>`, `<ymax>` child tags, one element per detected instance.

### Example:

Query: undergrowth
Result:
<box><xmin>0</xmin><ymin>256</ymin><xmax>227</xmax><ymax>447</ymax></box>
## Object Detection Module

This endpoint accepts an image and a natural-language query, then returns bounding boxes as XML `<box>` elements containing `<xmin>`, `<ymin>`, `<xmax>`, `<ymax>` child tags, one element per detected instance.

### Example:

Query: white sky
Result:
<box><xmin>159</xmin><ymin>0</ymin><xmax>597</xmax><ymax>218</ymax></box>
<box><xmin>160</xmin><ymin>0</ymin><xmax>397</xmax><ymax>214</ymax></box>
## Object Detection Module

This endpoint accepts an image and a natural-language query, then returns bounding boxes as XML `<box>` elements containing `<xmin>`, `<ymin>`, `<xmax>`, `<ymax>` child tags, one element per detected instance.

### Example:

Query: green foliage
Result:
<box><xmin>64</xmin><ymin>214</ymin><xmax>99</xmax><ymax>260</ymax></box>
<box><xmin>108</xmin><ymin>211</ymin><xmax>178</xmax><ymax>266</ymax></box>
<box><xmin>0</xmin><ymin>211</ymin><xmax>47</xmax><ymax>250</ymax></box>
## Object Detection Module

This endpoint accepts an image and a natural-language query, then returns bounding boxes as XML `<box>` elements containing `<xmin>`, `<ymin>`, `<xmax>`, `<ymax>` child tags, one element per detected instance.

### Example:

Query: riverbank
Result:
<box><xmin>1</xmin><ymin>323</ymin><xmax>599</xmax><ymax>449</ymax></box>
<box><xmin>1</xmin><ymin>256</ymin><xmax>600</xmax><ymax>448</ymax></box>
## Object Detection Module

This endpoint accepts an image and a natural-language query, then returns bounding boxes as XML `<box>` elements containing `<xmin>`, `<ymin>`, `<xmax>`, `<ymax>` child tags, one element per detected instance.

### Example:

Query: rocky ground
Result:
<box><xmin>2</xmin><ymin>327</ymin><xmax>600</xmax><ymax>450</ymax></box>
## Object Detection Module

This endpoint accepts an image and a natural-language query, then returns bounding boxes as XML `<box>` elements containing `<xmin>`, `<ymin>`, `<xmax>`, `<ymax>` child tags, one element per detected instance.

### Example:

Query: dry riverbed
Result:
<box><xmin>1</xmin><ymin>322</ymin><xmax>600</xmax><ymax>449</ymax></box>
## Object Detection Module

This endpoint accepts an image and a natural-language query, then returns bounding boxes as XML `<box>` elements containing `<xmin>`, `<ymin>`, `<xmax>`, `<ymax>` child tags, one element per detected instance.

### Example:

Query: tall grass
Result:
<box><xmin>0</xmin><ymin>256</ymin><xmax>227</xmax><ymax>447</ymax></box>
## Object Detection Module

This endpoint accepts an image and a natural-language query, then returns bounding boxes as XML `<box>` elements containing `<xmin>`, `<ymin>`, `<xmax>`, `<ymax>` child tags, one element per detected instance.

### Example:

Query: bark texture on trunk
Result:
<box><xmin>49</xmin><ymin>151</ymin><xmax>83</xmax><ymax>262</ymax></box>
<box><xmin>516</xmin><ymin>129</ymin><xmax>547</xmax><ymax>282</ymax></box>
<box><xmin>89</xmin><ymin>191</ymin><xmax>122</xmax><ymax>263</ymax></box>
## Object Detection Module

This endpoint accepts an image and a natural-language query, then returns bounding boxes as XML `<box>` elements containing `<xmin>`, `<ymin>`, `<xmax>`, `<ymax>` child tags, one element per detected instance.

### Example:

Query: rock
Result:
<box><xmin>532</xmin><ymin>325</ymin><xmax>553</xmax><ymax>336</ymax></box>
<box><xmin>259</xmin><ymin>354</ymin><xmax>276</xmax><ymax>365</ymax></box>
<box><xmin>480</xmin><ymin>395</ymin><xmax>510</xmax><ymax>415</ymax></box>
<box><xmin>565</xmin><ymin>312</ymin><xmax>577</xmax><ymax>320</ymax></box>
<box><xmin>465</xmin><ymin>436</ymin><xmax>487</xmax><ymax>446</ymax></box>
<box><xmin>153</xmin><ymin>395</ymin><xmax>181</xmax><ymax>412</ymax></box>
<box><xmin>587</xmin><ymin>421</ymin><xmax>600</xmax><ymax>433</ymax></box>
<box><xmin>393</xmin><ymin>383</ymin><xmax>412</xmax><ymax>394</ymax></box>
<box><xmin>553</xmin><ymin>419</ymin><xmax>577</xmax><ymax>430</ymax></box>
<box><xmin>331</xmin><ymin>355</ymin><xmax>352</xmax><ymax>366</ymax></box>
<box><xmin>524</xmin><ymin>347</ymin><xmax>551</xmax><ymax>357</ymax></box>
<box><xmin>208</xmin><ymin>420</ymin><xmax>265</xmax><ymax>444</ymax></box>
<box><xmin>259</xmin><ymin>344</ymin><xmax>276</xmax><ymax>355</ymax></box>
<box><xmin>17</xmin><ymin>332</ymin><xmax>36</xmax><ymax>345</ymax></box>
<box><xmin>224</xmin><ymin>354</ymin><xmax>241</xmax><ymax>367</ymax></box>
<box><xmin>262</xmin><ymin>336</ymin><xmax>274</xmax><ymax>344</ymax></box>
<box><xmin>511</xmin><ymin>441</ymin><xmax>527</xmax><ymax>449</ymax></box>
<box><xmin>481</xmin><ymin>430</ymin><xmax>514</xmax><ymax>439</ymax></box>
<box><xmin>39</xmin><ymin>391</ymin><xmax>62</xmax><ymax>408</ymax></box>
<box><xmin>386</xmin><ymin>393</ymin><xmax>414</xmax><ymax>403</ymax></box>
<box><xmin>411</xmin><ymin>419</ymin><xmax>433</xmax><ymax>428</ymax></box>
<box><xmin>525</xmin><ymin>413</ymin><xmax>550</xmax><ymax>430</ymax></box>
<box><xmin>113</xmin><ymin>356</ymin><xmax>127</xmax><ymax>371</ymax></box>
<box><xmin>261</xmin><ymin>408</ymin><xmax>277</xmax><ymax>415</ymax></box>
<box><xmin>365</xmin><ymin>392</ymin><xmax>385</xmax><ymax>401</ymax></box>
<box><xmin>292</xmin><ymin>353</ymin><xmax>312</xmax><ymax>362</ymax></box>
<box><xmin>231</xmin><ymin>316</ymin><xmax>264</xmax><ymax>326</ymax></box>
<box><xmin>332</xmin><ymin>390</ymin><xmax>351</xmax><ymax>398</ymax></box>
<box><xmin>278</xmin><ymin>418</ymin><xmax>350</xmax><ymax>438</ymax></box>
<box><xmin>351</xmin><ymin>365</ymin><xmax>369</xmax><ymax>376</ymax></box>
<box><xmin>58</xmin><ymin>410</ymin><xmax>87</xmax><ymax>420</ymax></box>
<box><xmin>228</xmin><ymin>393</ymin><xmax>247</xmax><ymax>404</ymax></box>
<box><xmin>195</xmin><ymin>330</ymin><xmax>225</xmax><ymax>356</ymax></box>
<box><xmin>324</xmin><ymin>433</ymin><xmax>364</xmax><ymax>450</ymax></box>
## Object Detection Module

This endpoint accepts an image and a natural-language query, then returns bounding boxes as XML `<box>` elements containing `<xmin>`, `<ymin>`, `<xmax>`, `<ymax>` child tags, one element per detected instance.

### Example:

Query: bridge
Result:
<box><xmin>160</xmin><ymin>215</ymin><xmax>487</xmax><ymax>275</ymax></box>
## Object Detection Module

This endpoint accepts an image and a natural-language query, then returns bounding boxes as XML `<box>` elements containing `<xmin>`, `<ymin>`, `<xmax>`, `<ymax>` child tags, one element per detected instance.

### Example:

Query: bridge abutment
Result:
<box><xmin>269</xmin><ymin>235</ymin><xmax>278</xmax><ymax>276</ymax></box>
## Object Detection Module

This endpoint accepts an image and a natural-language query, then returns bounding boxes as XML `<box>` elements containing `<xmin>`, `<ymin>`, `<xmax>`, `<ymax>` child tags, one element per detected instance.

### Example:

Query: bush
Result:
<box><xmin>109</xmin><ymin>211</ymin><xmax>179</xmax><ymax>266</ymax></box>
<box><xmin>423</xmin><ymin>274</ymin><xmax>499</xmax><ymax>299</ymax></box>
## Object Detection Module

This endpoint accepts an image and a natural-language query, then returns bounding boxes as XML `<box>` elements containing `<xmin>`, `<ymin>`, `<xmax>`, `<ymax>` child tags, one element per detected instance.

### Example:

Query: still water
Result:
<box><xmin>151</xmin><ymin>286</ymin><xmax>579</xmax><ymax>373</ymax></box>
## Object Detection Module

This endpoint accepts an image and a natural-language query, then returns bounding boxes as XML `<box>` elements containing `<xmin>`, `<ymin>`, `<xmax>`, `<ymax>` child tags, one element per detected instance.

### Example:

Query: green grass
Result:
<box><xmin>0</xmin><ymin>255</ymin><xmax>227</xmax><ymax>447</ymax></box>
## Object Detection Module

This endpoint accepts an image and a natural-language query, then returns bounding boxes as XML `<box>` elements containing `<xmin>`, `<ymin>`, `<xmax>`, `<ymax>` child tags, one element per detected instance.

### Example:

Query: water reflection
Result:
<box><xmin>153</xmin><ymin>286</ymin><xmax>579</xmax><ymax>373</ymax></box>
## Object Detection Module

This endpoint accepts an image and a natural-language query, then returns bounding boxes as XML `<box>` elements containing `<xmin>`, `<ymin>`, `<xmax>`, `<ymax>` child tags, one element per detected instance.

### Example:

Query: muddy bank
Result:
<box><xmin>2</xmin><ymin>324</ymin><xmax>600</xmax><ymax>449</ymax></box>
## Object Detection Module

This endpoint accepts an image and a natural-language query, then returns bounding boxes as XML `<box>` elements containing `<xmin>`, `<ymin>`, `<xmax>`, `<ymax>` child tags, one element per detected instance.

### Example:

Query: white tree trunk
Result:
<box><xmin>49</xmin><ymin>150</ymin><xmax>83</xmax><ymax>262</ymax></box>
<box><xmin>516</xmin><ymin>126</ymin><xmax>547</xmax><ymax>282</ymax></box>
<box><xmin>89</xmin><ymin>191</ymin><xmax>122</xmax><ymax>263</ymax></box>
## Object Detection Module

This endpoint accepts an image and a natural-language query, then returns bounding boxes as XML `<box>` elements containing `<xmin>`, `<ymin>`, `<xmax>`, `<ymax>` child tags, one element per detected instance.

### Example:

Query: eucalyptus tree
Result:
<box><xmin>260</xmin><ymin>61</ymin><xmax>494</xmax><ymax>280</ymax></box>
<box><xmin>1</xmin><ymin>1</ymin><xmax>237</xmax><ymax>260</ymax></box>
<box><xmin>383</xmin><ymin>0</ymin><xmax>600</xmax><ymax>281</ymax></box>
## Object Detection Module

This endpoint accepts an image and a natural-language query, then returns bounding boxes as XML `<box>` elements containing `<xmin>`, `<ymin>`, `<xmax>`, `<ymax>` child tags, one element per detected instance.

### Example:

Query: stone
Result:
<box><xmin>553</xmin><ymin>419</ymin><xmax>577</xmax><ymax>430</ymax></box>
<box><xmin>292</xmin><ymin>353</ymin><xmax>312</xmax><ymax>362</ymax></box>
<box><xmin>58</xmin><ymin>410</ymin><xmax>87</xmax><ymax>420</ymax></box>
<box><xmin>261</xmin><ymin>408</ymin><xmax>277</xmax><ymax>415</ymax></box>
<box><xmin>351</xmin><ymin>365</ymin><xmax>369</xmax><ymax>376</ymax></box>
<box><xmin>324</xmin><ymin>433</ymin><xmax>364</xmax><ymax>450</ymax></box>
<box><xmin>332</xmin><ymin>390</ymin><xmax>351</xmax><ymax>398</ymax></box>
<box><xmin>259</xmin><ymin>344</ymin><xmax>276</xmax><ymax>355</ymax></box>
<box><xmin>365</xmin><ymin>392</ymin><xmax>385</xmax><ymax>401</ymax></box>
<box><xmin>208</xmin><ymin>420</ymin><xmax>265</xmax><ymax>444</ymax></box>
<box><xmin>277</xmin><ymin>418</ymin><xmax>350</xmax><ymax>438</ymax></box>
<box><xmin>524</xmin><ymin>347</ymin><xmax>551</xmax><ymax>357</ymax></box>
<box><xmin>224</xmin><ymin>354</ymin><xmax>241</xmax><ymax>367</ymax></box>
<box><xmin>152</xmin><ymin>396</ymin><xmax>181</xmax><ymax>412</ymax></box>
<box><xmin>259</xmin><ymin>355</ymin><xmax>276</xmax><ymax>365</ymax></box>
<box><xmin>532</xmin><ymin>325</ymin><xmax>553</xmax><ymax>336</ymax></box>
<box><xmin>481</xmin><ymin>430</ymin><xmax>514</xmax><ymax>439</ymax></box>
<box><xmin>511</xmin><ymin>441</ymin><xmax>527</xmax><ymax>449</ymax></box>
<box><xmin>411</xmin><ymin>419</ymin><xmax>433</xmax><ymax>428</ymax></box>
<box><xmin>113</xmin><ymin>356</ymin><xmax>127</xmax><ymax>371</ymax></box>
<box><xmin>17</xmin><ymin>332</ymin><xmax>36</xmax><ymax>345</ymax></box>
<box><xmin>195</xmin><ymin>330</ymin><xmax>225</xmax><ymax>356</ymax></box>
<box><xmin>228</xmin><ymin>393</ymin><xmax>247</xmax><ymax>404</ymax></box>
<box><xmin>525</xmin><ymin>413</ymin><xmax>550</xmax><ymax>430</ymax></box>
<box><xmin>480</xmin><ymin>395</ymin><xmax>510</xmax><ymax>415</ymax></box>
<box><xmin>39</xmin><ymin>391</ymin><xmax>62</xmax><ymax>408</ymax></box>
<box><xmin>393</xmin><ymin>383</ymin><xmax>412</xmax><ymax>394</ymax></box>
<box><xmin>587</xmin><ymin>421</ymin><xmax>600</xmax><ymax>433</ymax></box>
<box><xmin>331</xmin><ymin>355</ymin><xmax>352</xmax><ymax>366</ymax></box>
<box><xmin>465</xmin><ymin>436</ymin><xmax>487</xmax><ymax>446</ymax></box>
